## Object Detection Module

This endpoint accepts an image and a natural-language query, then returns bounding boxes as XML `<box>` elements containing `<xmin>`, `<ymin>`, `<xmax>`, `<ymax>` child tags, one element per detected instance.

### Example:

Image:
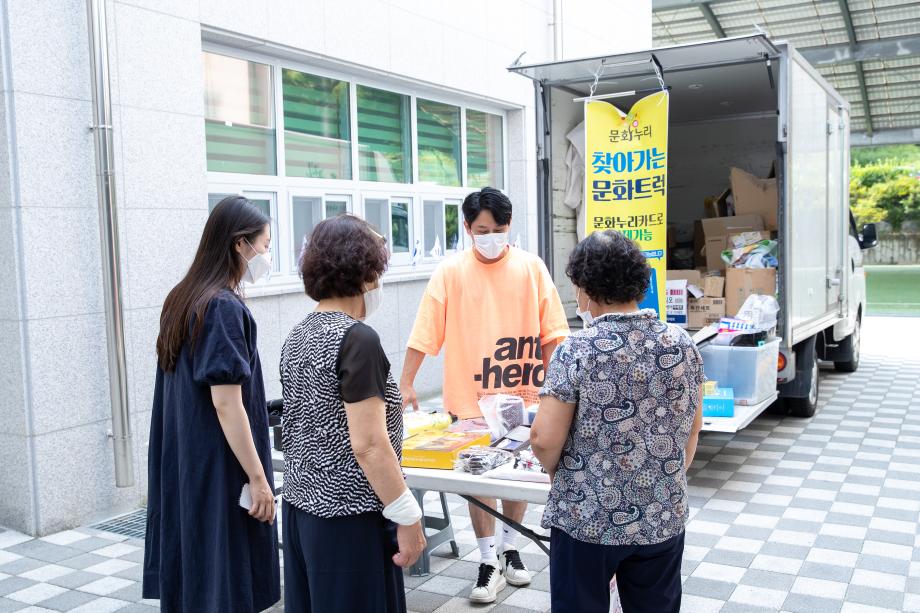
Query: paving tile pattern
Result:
<box><xmin>0</xmin><ymin>350</ymin><xmax>917</xmax><ymax>612</ymax></box>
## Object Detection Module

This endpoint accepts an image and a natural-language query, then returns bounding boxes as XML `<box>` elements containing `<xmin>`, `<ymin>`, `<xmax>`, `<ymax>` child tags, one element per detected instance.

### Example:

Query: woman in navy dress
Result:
<box><xmin>143</xmin><ymin>196</ymin><xmax>281</xmax><ymax>613</ymax></box>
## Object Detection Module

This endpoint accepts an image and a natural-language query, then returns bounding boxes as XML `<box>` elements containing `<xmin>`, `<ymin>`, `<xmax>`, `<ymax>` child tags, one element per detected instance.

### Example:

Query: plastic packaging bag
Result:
<box><xmin>456</xmin><ymin>446</ymin><xmax>514</xmax><ymax>475</ymax></box>
<box><xmin>478</xmin><ymin>394</ymin><xmax>525</xmax><ymax>440</ymax></box>
<box><xmin>721</xmin><ymin>239</ymin><xmax>778</xmax><ymax>268</ymax></box>
<box><xmin>712</xmin><ymin>294</ymin><xmax>779</xmax><ymax>345</ymax></box>
<box><xmin>402</xmin><ymin>411</ymin><xmax>453</xmax><ymax>440</ymax></box>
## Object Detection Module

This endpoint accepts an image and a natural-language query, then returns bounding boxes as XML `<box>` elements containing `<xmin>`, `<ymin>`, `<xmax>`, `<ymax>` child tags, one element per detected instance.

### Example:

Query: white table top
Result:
<box><xmin>403</xmin><ymin>467</ymin><xmax>550</xmax><ymax>505</ymax></box>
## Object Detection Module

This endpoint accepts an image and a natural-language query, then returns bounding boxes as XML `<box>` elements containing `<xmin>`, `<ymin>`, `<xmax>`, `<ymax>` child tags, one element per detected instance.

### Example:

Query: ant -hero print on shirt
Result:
<box><xmin>408</xmin><ymin>247</ymin><xmax>569</xmax><ymax>419</ymax></box>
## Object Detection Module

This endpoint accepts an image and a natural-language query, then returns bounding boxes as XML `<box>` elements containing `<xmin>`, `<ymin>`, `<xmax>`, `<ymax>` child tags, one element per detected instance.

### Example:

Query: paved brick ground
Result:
<box><xmin>0</xmin><ymin>317</ymin><xmax>917</xmax><ymax>612</ymax></box>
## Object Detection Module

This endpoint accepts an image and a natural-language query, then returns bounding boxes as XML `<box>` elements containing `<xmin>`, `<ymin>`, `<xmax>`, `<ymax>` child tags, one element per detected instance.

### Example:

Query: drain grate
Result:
<box><xmin>91</xmin><ymin>508</ymin><xmax>147</xmax><ymax>539</ymax></box>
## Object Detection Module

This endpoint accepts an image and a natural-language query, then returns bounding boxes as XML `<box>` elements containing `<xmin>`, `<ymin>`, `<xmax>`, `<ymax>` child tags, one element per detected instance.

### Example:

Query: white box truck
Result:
<box><xmin>510</xmin><ymin>35</ymin><xmax>878</xmax><ymax>432</ymax></box>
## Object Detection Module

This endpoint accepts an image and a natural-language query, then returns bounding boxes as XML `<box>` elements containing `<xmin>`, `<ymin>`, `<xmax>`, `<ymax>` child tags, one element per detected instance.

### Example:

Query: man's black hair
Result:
<box><xmin>461</xmin><ymin>187</ymin><xmax>512</xmax><ymax>226</ymax></box>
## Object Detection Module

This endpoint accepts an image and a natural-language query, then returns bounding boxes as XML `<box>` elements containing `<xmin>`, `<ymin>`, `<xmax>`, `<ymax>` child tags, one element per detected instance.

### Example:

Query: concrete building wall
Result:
<box><xmin>0</xmin><ymin>0</ymin><xmax>650</xmax><ymax>535</ymax></box>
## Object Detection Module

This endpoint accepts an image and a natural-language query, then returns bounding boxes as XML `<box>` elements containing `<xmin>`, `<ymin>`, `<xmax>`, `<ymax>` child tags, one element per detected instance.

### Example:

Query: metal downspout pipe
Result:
<box><xmin>552</xmin><ymin>0</ymin><xmax>563</xmax><ymax>60</ymax></box>
<box><xmin>86</xmin><ymin>0</ymin><xmax>134</xmax><ymax>487</ymax></box>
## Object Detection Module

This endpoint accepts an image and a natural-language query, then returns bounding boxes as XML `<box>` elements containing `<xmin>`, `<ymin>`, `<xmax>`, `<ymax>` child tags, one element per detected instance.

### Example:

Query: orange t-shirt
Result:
<box><xmin>407</xmin><ymin>247</ymin><xmax>569</xmax><ymax>419</ymax></box>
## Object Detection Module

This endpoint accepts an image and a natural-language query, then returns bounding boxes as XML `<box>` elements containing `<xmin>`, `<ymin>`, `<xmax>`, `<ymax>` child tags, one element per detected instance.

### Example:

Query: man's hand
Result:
<box><xmin>392</xmin><ymin>521</ymin><xmax>427</xmax><ymax>567</ymax></box>
<box><xmin>400</xmin><ymin>381</ymin><xmax>419</xmax><ymax>411</ymax></box>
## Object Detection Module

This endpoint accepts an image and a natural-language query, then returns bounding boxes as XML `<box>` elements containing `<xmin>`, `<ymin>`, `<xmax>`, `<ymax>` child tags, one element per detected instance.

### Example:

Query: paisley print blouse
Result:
<box><xmin>539</xmin><ymin>310</ymin><xmax>705</xmax><ymax>546</ymax></box>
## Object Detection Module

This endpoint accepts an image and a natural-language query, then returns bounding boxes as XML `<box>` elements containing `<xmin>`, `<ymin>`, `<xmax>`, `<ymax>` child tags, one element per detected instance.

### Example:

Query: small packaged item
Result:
<box><xmin>456</xmin><ymin>446</ymin><xmax>514</xmax><ymax>475</ymax></box>
<box><xmin>492</xmin><ymin>425</ymin><xmax>531</xmax><ymax>453</ymax></box>
<box><xmin>703</xmin><ymin>388</ymin><xmax>735</xmax><ymax>417</ymax></box>
<box><xmin>702</xmin><ymin>380</ymin><xmax>718</xmax><ymax>396</ymax></box>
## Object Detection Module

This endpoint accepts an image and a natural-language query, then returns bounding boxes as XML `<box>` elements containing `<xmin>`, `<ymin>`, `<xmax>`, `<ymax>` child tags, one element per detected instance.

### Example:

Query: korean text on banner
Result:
<box><xmin>584</xmin><ymin>91</ymin><xmax>669</xmax><ymax>318</ymax></box>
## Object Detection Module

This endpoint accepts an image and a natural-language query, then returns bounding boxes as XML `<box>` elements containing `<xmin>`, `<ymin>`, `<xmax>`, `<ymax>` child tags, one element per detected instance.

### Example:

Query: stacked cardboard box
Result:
<box><xmin>687</xmin><ymin>166</ymin><xmax>779</xmax><ymax>318</ymax></box>
<box><xmin>666</xmin><ymin>270</ymin><xmax>728</xmax><ymax>330</ymax></box>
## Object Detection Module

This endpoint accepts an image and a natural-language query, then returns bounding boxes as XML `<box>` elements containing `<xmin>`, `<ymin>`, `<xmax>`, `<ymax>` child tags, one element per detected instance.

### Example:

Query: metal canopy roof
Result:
<box><xmin>653</xmin><ymin>0</ymin><xmax>920</xmax><ymax>145</ymax></box>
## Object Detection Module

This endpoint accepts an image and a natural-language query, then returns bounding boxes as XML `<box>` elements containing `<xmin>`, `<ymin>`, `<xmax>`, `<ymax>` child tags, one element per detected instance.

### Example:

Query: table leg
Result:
<box><xmin>461</xmin><ymin>495</ymin><xmax>550</xmax><ymax>556</ymax></box>
<box><xmin>408</xmin><ymin>489</ymin><xmax>460</xmax><ymax>577</ymax></box>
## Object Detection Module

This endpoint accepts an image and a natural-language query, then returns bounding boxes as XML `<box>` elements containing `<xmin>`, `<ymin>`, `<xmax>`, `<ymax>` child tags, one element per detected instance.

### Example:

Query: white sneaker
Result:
<box><xmin>499</xmin><ymin>545</ymin><xmax>532</xmax><ymax>587</ymax></box>
<box><xmin>469</xmin><ymin>561</ymin><xmax>506</xmax><ymax>603</ymax></box>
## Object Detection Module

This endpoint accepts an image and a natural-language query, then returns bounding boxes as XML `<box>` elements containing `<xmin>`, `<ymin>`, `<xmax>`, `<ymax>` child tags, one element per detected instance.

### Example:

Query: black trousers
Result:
<box><xmin>282</xmin><ymin>501</ymin><xmax>406</xmax><ymax>613</ymax></box>
<box><xmin>550</xmin><ymin>528</ymin><xmax>684</xmax><ymax>613</ymax></box>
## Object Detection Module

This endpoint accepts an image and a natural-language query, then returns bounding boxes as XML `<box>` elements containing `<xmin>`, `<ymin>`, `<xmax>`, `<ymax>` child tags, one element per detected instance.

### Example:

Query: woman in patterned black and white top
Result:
<box><xmin>280</xmin><ymin>215</ymin><xmax>425</xmax><ymax>613</ymax></box>
<box><xmin>531</xmin><ymin>230</ymin><xmax>705</xmax><ymax>613</ymax></box>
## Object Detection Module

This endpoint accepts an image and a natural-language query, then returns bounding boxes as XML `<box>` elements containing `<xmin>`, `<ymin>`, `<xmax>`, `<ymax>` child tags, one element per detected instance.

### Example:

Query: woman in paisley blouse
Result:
<box><xmin>280</xmin><ymin>215</ymin><xmax>425</xmax><ymax>612</ymax></box>
<box><xmin>531</xmin><ymin>230</ymin><xmax>704</xmax><ymax>613</ymax></box>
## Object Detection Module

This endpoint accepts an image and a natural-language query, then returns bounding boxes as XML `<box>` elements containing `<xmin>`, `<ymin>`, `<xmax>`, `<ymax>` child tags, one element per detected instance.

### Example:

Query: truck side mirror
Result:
<box><xmin>858</xmin><ymin>223</ymin><xmax>878</xmax><ymax>249</ymax></box>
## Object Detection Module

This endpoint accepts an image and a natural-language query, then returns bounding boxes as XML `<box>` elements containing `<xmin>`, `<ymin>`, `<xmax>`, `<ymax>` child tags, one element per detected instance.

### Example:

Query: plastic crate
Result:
<box><xmin>699</xmin><ymin>338</ymin><xmax>780</xmax><ymax>406</ymax></box>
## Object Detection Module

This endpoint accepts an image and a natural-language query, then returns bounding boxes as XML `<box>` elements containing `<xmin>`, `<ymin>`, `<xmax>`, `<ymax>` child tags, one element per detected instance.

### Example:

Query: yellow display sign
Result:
<box><xmin>584</xmin><ymin>91</ymin><xmax>669</xmax><ymax>318</ymax></box>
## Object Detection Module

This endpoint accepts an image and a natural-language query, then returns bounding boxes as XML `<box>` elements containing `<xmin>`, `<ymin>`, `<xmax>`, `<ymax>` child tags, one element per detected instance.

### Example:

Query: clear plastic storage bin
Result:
<box><xmin>698</xmin><ymin>338</ymin><xmax>780</xmax><ymax>406</ymax></box>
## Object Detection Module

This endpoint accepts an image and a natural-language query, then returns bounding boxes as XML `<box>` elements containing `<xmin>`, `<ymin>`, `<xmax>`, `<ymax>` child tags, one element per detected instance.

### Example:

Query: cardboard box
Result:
<box><xmin>667</xmin><ymin>269</ymin><xmax>702</xmax><ymax>285</ymax></box>
<box><xmin>666</xmin><ymin>279</ymin><xmax>688</xmax><ymax>328</ymax></box>
<box><xmin>401</xmin><ymin>431</ymin><xmax>491</xmax><ymax>469</ymax></box>
<box><xmin>701</xmin><ymin>275</ymin><xmax>725</xmax><ymax>297</ymax></box>
<box><xmin>693</xmin><ymin>220</ymin><xmax>706</xmax><ymax>268</ymax></box>
<box><xmin>688</xmin><ymin>297</ymin><xmax>726</xmax><ymax>329</ymax></box>
<box><xmin>730</xmin><ymin>167</ymin><xmax>778</xmax><ymax>231</ymax></box>
<box><xmin>704</xmin><ymin>188</ymin><xmax>732</xmax><ymax>218</ymax></box>
<box><xmin>701</xmin><ymin>215</ymin><xmax>765</xmax><ymax>271</ymax></box>
<box><xmin>725</xmin><ymin>268</ymin><xmax>777</xmax><ymax>316</ymax></box>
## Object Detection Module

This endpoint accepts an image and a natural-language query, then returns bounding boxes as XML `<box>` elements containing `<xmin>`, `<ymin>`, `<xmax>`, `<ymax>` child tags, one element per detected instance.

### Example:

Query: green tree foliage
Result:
<box><xmin>850</xmin><ymin>145</ymin><xmax>920</xmax><ymax>230</ymax></box>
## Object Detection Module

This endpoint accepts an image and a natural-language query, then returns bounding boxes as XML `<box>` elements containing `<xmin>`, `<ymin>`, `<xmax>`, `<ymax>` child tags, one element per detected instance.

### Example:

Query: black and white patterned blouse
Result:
<box><xmin>280</xmin><ymin>311</ymin><xmax>403</xmax><ymax>517</ymax></box>
<box><xmin>539</xmin><ymin>310</ymin><xmax>705</xmax><ymax>546</ymax></box>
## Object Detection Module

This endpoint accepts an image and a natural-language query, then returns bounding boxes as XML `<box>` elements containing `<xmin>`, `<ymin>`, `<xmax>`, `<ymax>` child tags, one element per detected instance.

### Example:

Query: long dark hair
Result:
<box><xmin>156</xmin><ymin>196</ymin><xmax>269</xmax><ymax>371</ymax></box>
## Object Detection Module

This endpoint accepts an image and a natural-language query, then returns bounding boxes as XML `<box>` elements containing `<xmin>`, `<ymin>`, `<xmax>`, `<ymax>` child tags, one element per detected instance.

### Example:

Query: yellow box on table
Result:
<box><xmin>401</xmin><ymin>431</ymin><xmax>491</xmax><ymax>470</ymax></box>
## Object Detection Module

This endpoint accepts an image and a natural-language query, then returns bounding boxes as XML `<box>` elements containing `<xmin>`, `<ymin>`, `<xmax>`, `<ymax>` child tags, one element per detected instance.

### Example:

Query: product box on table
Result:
<box><xmin>401</xmin><ymin>431</ymin><xmax>491</xmax><ymax>469</ymax></box>
<box><xmin>703</xmin><ymin>388</ymin><xmax>735</xmax><ymax>417</ymax></box>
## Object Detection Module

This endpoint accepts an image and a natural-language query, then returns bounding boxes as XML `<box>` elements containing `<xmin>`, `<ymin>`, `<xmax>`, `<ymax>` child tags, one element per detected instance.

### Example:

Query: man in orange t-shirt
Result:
<box><xmin>402</xmin><ymin>187</ymin><xmax>568</xmax><ymax>603</ymax></box>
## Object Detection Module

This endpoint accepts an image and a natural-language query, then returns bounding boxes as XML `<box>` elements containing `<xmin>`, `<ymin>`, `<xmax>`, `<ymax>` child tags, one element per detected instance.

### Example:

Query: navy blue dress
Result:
<box><xmin>143</xmin><ymin>290</ymin><xmax>280</xmax><ymax>613</ymax></box>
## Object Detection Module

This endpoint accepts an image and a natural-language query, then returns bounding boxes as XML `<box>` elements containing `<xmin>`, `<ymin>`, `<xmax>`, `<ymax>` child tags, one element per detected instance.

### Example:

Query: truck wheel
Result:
<box><xmin>787</xmin><ymin>345</ymin><xmax>819</xmax><ymax>418</ymax></box>
<box><xmin>834</xmin><ymin>316</ymin><xmax>861</xmax><ymax>373</ymax></box>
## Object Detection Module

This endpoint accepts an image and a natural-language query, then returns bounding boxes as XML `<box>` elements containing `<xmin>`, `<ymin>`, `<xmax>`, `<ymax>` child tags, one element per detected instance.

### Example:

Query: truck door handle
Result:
<box><xmin>827</xmin><ymin>277</ymin><xmax>841</xmax><ymax>288</ymax></box>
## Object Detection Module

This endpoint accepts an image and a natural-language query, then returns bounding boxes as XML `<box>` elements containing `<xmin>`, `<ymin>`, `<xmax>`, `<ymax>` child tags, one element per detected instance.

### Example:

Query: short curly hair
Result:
<box><xmin>566</xmin><ymin>231</ymin><xmax>650</xmax><ymax>304</ymax></box>
<box><xmin>300</xmin><ymin>214</ymin><xmax>388</xmax><ymax>301</ymax></box>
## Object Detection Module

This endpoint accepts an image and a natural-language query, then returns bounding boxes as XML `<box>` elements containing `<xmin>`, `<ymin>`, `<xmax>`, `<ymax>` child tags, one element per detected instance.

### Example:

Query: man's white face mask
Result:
<box><xmin>473</xmin><ymin>232</ymin><xmax>509</xmax><ymax>260</ymax></box>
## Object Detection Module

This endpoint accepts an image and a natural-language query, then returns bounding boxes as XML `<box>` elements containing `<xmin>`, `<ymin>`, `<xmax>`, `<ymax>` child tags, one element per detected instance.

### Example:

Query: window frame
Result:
<box><xmin>203</xmin><ymin>42</ymin><xmax>510</xmax><ymax>291</ymax></box>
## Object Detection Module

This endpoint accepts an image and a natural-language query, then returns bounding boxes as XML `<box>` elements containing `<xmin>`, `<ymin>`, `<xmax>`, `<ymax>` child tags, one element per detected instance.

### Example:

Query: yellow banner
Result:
<box><xmin>584</xmin><ymin>91</ymin><xmax>669</xmax><ymax>318</ymax></box>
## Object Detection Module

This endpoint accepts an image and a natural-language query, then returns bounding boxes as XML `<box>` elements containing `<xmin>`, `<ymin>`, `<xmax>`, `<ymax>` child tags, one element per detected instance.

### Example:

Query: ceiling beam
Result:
<box><xmin>800</xmin><ymin>34</ymin><xmax>920</xmax><ymax>66</ymax></box>
<box><xmin>653</xmin><ymin>0</ymin><xmax>731</xmax><ymax>10</ymax></box>
<box><xmin>836</xmin><ymin>0</ymin><xmax>872</xmax><ymax>135</ymax></box>
<box><xmin>852</xmin><ymin>128</ymin><xmax>920</xmax><ymax>147</ymax></box>
<box><xmin>699</xmin><ymin>2</ymin><xmax>726</xmax><ymax>38</ymax></box>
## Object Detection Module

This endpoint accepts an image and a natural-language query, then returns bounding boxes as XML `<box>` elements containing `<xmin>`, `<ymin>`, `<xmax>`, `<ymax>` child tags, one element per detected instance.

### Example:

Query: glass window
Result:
<box><xmin>391</xmin><ymin>200</ymin><xmax>411</xmax><ymax>254</ymax></box>
<box><xmin>365</xmin><ymin>197</ymin><xmax>411</xmax><ymax>256</ymax></box>
<box><xmin>208</xmin><ymin>192</ymin><xmax>236</xmax><ymax>211</ymax></box>
<box><xmin>445</xmin><ymin>201</ymin><xmax>461</xmax><ymax>251</ymax></box>
<box><xmin>282</xmin><ymin>69</ymin><xmax>351</xmax><ymax>179</ymax></box>
<box><xmin>358</xmin><ymin>86</ymin><xmax>412</xmax><ymax>184</ymax></box>
<box><xmin>291</xmin><ymin>196</ymin><xmax>322</xmax><ymax>267</ymax></box>
<box><xmin>203</xmin><ymin>53</ymin><xmax>276</xmax><ymax>175</ymax></box>
<box><xmin>364</xmin><ymin>198</ymin><xmax>390</xmax><ymax>239</ymax></box>
<box><xmin>466</xmin><ymin>110</ymin><xmax>503</xmax><ymax>188</ymax></box>
<box><xmin>417</xmin><ymin>99</ymin><xmax>461</xmax><ymax>186</ymax></box>
<box><xmin>423</xmin><ymin>200</ymin><xmax>445</xmax><ymax>256</ymax></box>
<box><xmin>291</xmin><ymin>195</ymin><xmax>351</xmax><ymax>269</ymax></box>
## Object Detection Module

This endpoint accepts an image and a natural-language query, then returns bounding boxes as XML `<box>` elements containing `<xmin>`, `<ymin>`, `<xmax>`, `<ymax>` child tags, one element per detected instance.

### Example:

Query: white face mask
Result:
<box><xmin>363</xmin><ymin>280</ymin><xmax>384</xmax><ymax>319</ymax></box>
<box><xmin>242</xmin><ymin>239</ymin><xmax>272</xmax><ymax>284</ymax></box>
<box><xmin>473</xmin><ymin>232</ymin><xmax>509</xmax><ymax>260</ymax></box>
<box><xmin>575</xmin><ymin>288</ymin><xmax>594</xmax><ymax>328</ymax></box>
